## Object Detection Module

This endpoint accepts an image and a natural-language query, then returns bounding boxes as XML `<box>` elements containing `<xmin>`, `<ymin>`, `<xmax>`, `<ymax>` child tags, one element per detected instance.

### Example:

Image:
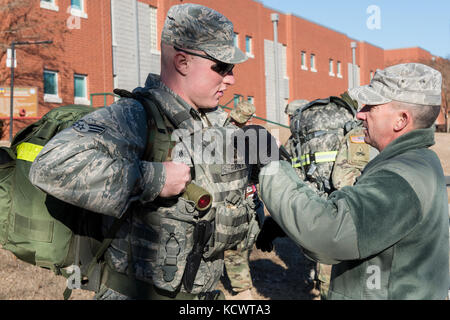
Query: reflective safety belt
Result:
<box><xmin>292</xmin><ymin>151</ymin><xmax>338</xmax><ymax>168</ymax></box>
<box><xmin>16</xmin><ymin>142</ymin><xmax>44</xmax><ymax>162</ymax></box>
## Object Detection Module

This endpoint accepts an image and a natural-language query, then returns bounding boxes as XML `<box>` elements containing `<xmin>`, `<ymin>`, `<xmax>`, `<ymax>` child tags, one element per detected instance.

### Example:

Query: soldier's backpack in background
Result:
<box><xmin>289</xmin><ymin>95</ymin><xmax>359</xmax><ymax>193</ymax></box>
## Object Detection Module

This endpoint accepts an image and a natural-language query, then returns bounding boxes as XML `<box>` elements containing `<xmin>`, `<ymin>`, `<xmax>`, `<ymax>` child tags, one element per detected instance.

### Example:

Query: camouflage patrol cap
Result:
<box><xmin>161</xmin><ymin>3</ymin><xmax>247</xmax><ymax>64</ymax></box>
<box><xmin>230</xmin><ymin>101</ymin><xmax>256</xmax><ymax>124</ymax></box>
<box><xmin>285</xmin><ymin>99</ymin><xmax>309</xmax><ymax>116</ymax></box>
<box><xmin>349</xmin><ymin>63</ymin><xmax>442</xmax><ymax>106</ymax></box>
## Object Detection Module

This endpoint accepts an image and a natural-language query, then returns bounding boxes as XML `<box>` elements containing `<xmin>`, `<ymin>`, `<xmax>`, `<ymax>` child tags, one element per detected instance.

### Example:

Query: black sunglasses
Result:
<box><xmin>174</xmin><ymin>46</ymin><xmax>235</xmax><ymax>76</ymax></box>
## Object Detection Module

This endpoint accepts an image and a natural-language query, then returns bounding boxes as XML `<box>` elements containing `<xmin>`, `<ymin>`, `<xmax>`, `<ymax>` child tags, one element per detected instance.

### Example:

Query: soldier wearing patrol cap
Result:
<box><xmin>223</xmin><ymin>100</ymin><xmax>258</xmax><ymax>299</ymax></box>
<box><xmin>227</xmin><ymin>100</ymin><xmax>256</xmax><ymax>128</ymax></box>
<box><xmin>258</xmin><ymin>63</ymin><xmax>449</xmax><ymax>299</ymax></box>
<box><xmin>29</xmin><ymin>3</ymin><xmax>254</xmax><ymax>300</ymax></box>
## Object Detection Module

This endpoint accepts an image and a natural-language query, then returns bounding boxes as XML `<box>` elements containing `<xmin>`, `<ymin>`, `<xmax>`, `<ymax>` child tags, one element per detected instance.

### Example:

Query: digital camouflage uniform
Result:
<box><xmin>283</xmin><ymin>99</ymin><xmax>309</xmax><ymax>179</ymax></box>
<box><xmin>224</xmin><ymin>100</ymin><xmax>260</xmax><ymax>295</ymax></box>
<box><xmin>29</xmin><ymin>4</ymin><xmax>257</xmax><ymax>300</ymax></box>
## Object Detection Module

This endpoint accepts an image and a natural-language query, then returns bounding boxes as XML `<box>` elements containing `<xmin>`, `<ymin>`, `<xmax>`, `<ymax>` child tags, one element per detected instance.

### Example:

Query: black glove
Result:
<box><xmin>255</xmin><ymin>217</ymin><xmax>286</xmax><ymax>252</ymax></box>
<box><xmin>231</xmin><ymin>125</ymin><xmax>281</xmax><ymax>170</ymax></box>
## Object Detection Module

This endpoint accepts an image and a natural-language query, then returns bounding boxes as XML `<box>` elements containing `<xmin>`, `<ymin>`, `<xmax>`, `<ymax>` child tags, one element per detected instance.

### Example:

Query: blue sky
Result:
<box><xmin>259</xmin><ymin>0</ymin><xmax>450</xmax><ymax>58</ymax></box>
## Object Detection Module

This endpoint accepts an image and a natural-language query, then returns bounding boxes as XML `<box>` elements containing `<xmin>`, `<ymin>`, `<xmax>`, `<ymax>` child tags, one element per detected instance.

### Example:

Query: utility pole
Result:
<box><xmin>271</xmin><ymin>13</ymin><xmax>281</xmax><ymax>123</ymax></box>
<box><xmin>350</xmin><ymin>41</ymin><xmax>357</xmax><ymax>89</ymax></box>
<box><xmin>8</xmin><ymin>40</ymin><xmax>52</xmax><ymax>142</ymax></box>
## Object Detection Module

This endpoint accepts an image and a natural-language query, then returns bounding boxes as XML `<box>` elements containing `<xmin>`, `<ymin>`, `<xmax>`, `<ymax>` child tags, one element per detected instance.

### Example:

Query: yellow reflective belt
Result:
<box><xmin>16</xmin><ymin>142</ymin><xmax>44</xmax><ymax>162</ymax></box>
<box><xmin>314</xmin><ymin>151</ymin><xmax>338</xmax><ymax>163</ymax></box>
<box><xmin>292</xmin><ymin>151</ymin><xmax>338</xmax><ymax>167</ymax></box>
<box><xmin>291</xmin><ymin>157</ymin><xmax>302</xmax><ymax>168</ymax></box>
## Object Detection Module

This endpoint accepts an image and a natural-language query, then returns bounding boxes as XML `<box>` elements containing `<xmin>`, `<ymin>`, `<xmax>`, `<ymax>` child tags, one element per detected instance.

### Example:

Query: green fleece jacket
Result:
<box><xmin>260</xmin><ymin>127</ymin><xmax>449</xmax><ymax>299</ymax></box>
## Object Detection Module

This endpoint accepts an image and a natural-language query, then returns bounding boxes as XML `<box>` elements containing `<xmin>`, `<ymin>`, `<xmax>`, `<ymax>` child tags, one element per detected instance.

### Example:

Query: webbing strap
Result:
<box><xmin>16</xmin><ymin>142</ymin><xmax>44</xmax><ymax>162</ymax></box>
<box><xmin>292</xmin><ymin>151</ymin><xmax>338</xmax><ymax>168</ymax></box>
<box><xmin>102</xmin><ymin>264</ymin><xmax>198</xmax><ymax>300</ymax></box>
<box><xmin>215</xmin><ymin>231</ymin><xmax>247</xmax><ymax>245</ymax></box>
<box><xmin>14</xmin><ymin>213</ymin><xmax>54</xmax><ymax>243</ymax></box>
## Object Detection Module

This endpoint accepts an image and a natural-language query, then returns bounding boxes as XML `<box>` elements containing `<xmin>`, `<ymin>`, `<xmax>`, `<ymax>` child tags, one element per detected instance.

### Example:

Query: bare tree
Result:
<box><xmin>0</xmin><ymin>0</ymin><xmax>68</xmax><ymax>85</ymax></box>
<box><xmin>423</xmin><ymin>56</ymin><xmax>450</xmax><ymax>132</ymax></box>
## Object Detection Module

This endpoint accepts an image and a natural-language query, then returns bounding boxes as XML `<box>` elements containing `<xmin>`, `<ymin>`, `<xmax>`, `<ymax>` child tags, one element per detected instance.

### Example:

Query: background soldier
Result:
<box><xmin>223</xmin><ymin>100</ymin><xmax>260</xmax><ymax>299</ymax></box>
<box><xmin>283</xmin><ymin>99</ymin><xmax>309</xmax><ymax>166</ymax></box>
<box><xmin>30</xmin><ymin>3</ymin><xmax>252</xmax><ymax>300</ymax></box>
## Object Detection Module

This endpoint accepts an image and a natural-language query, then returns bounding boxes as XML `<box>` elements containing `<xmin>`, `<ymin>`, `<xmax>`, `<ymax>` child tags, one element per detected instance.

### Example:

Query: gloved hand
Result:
<box><xmin>255</xmin><ymin>217</ymin><xmax>286</xmax><ymax>252</ymax></box>
<box><xmin>231</xmin><ymin>125</ymin><xmax>282</xmax><ymax>171</ymax></box>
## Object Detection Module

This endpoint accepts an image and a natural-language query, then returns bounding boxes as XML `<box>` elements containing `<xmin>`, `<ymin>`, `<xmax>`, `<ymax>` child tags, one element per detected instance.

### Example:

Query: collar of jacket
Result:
<box><xmin>363</xmin><ymin>127</ymin><xmax>435</xmax><ymax>173</ymax></box>
<box><xmin>143</xmin><ymin>73</ymin><xmax>228</xmax><ymax>130</ymax></box>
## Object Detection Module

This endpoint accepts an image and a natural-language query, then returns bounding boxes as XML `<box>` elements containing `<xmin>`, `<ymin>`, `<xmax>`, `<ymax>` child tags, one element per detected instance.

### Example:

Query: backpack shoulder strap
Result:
<box><xmin>113</xmin><ymin>88</ymin><xmax>171</xmax><ymax>163</ymax></box>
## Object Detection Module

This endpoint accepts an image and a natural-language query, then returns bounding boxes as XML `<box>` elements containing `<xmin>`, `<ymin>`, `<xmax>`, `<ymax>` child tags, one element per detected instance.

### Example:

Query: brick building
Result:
<box><xmin>0</xmin><ymin>0</ymin><xmax>444</xmax><ymax>138</ymax></box>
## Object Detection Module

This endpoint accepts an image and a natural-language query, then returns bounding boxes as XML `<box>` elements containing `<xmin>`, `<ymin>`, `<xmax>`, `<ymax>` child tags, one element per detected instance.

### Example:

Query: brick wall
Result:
<box><xmin>0</xmin><ymin>0</ymin><xmax>442</xmax><ymax>138</ymax></box>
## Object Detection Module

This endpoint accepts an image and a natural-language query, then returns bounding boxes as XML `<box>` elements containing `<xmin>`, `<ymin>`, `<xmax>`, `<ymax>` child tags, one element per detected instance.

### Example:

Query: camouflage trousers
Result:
<box><xmin>317</xmin><ymin>263</ymin><xmax>332</xmax><ymax>300</ymax></box>
<box><xmin>224</xmin><ymin>248</ymin><xmax>253</xmax><ymax>293</ymax></box>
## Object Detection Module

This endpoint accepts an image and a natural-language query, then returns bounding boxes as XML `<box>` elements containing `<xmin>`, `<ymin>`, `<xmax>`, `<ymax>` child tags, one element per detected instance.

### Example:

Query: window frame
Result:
<box><xmin>233</xmin><ymin>33</ymin><xmax>239</xmax><ymax>49</ymax></box>
<box><xmin>70</xmin><ymin>0</ymin><xmax>88</xmax><ymax>19</ymax></box>
<box><xmin>301</xmin><ymin>51</ymin><xmax>308</xmax><ymax>70</ymax></box>
<box><xmin>310</xmin><ymin>54</ymin><xmax>317</xmax><ymax>72</ymax></box>
<box><xmin>74</xmin><ymin>74</ymin><xmax>90</xmax><ymax>105</ymax></box>
<box><xmin>43</xmin><ymin>70</ymin><xmax>62</xmax><ymax>103</ymax></box>
<box><xmin>245</xmin><ymin>36</ymin><xmax>254</xmax><ymax>58</ymax></box>
<box><xmin>329</xmin><ymin>59</ymin><xmax>335</xmax><ymax>76</ymax></box>
<box><xmin>337</xmin><ymin>61</ymin><xmax>342</xmax><ymax>78</ymax></box>
<box><xmin>40</xmin><ymin>0</ymin><xmax>59</xmax><ymax>11</ymax></box>
<box><xmin>233</xmin><ymin>94</ymin><xmax>241</xmax><ymax>107</ymax></box>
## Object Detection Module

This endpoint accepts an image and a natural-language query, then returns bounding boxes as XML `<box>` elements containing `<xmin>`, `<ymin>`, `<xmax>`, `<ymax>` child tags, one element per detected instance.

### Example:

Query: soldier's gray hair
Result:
<box><xmin>392</xmin><ymin>101</ymin><xmax>441</xmax><ymax>129</ymax></box>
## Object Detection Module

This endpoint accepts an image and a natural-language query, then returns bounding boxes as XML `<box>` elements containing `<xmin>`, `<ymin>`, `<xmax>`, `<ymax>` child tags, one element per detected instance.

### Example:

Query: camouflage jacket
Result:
<box><xmin>29</xmin><ymin>74</ymin><xmax>253</xmax><ymax>295</ymax></box>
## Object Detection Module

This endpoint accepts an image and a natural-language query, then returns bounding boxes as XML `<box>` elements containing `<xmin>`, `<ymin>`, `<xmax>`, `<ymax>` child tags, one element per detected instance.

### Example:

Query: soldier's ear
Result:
<box><xmin>174</xmin><ymin>51</ymin><xmax>189</xmax><ymax>76</ymax></box>
<box><xmin>393</xmin><ymin>109</ymin><xmax>411</xmax><ymax>132</ymax></box>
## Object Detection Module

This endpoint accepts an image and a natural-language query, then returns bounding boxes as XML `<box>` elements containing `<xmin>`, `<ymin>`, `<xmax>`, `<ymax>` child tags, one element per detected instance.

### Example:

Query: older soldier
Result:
<box><xmin>259</xmin><ymin>63</ymin><xmax>449</xmax><ymax>299</ymax></box>
<box><xmin>29</xmin><ymin>4</ymin><xmax>253</xmax><ymax>300</ymax></box>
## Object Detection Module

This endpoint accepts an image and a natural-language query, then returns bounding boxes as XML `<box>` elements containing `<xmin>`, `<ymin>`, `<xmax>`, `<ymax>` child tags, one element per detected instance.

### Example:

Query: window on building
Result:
<box><xmin>245</xmin><ymin>36</ymin><xmax>253</xmax><ymax>57</ymax></box>
<box><xmin>247</xmin><ymin>96</ymin><xmax>254</xmax><ymax>105</ymax></box>
<box><xmin>310</xmin><ymin>54</ymin><xmax>317</xmax><ymax>72</ymax></box>
<box><xmin>329</xmin><ymin>59</ymin><xmax>335</xmax><ymax>76</ymax></box>
<box><xmin>149</xmin><ymin>6</ymin><xmax>158</xmax><ymax>52</ymax></box>
<box><xmin>370</xmin><ymin>70</ymin><xmax>374</xmax><ymax>80</ymax></box>
<box><xmin>233</xmin><ymin>33</ymin><xmax>239</xmax><ymax>48</ymax></box>
<box><xmin>44</xmin><ymin>70</ymin><xmax>62</xmax><ymax>103</ymax></box>
<box><xmin>40</xmin><ymin>0</ymin><xmax>59</xmax><ymax>11</ymax></box>
<box><xmin>234</xmin><ymin>94</ymin><xmax>241</xmax><ymax>107</ymax></box>
<box><xmin>301</xmin><ymin>51</ymin><xmax>307</xmax><ymax>70</ymax></box>
<box><xmin>74</xmin><ymin>74</ymin><xmax>89</xmax><ymax>104</ymax></box>
<box><xmin>70</xmin><ymin>0</ymin><xmax>87</xmax><ymax>18</ymax></box>
<box><xmin>337</xmin><ymin>61</ymin><xmax>342</xmax><ymax>78</ymax></box>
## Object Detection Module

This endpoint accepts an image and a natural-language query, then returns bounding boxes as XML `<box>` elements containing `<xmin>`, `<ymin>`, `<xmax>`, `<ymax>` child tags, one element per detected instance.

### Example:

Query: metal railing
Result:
<box><xmin>90</xmin><ymin>92</ymin><xmax>119</xmax><ymax>107</ymax></box>
<box><xmin>90</xmin><ymin>92</ymin><xmax>290</xmax><ymax>129</ymax></box>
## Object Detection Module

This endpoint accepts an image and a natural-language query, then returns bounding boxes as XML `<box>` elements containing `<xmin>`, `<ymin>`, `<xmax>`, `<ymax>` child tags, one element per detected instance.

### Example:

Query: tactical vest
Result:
<box><xmin>107</xmin><ymin>90</ymin><xmax>260</xmax><ymax>296</ymax></box>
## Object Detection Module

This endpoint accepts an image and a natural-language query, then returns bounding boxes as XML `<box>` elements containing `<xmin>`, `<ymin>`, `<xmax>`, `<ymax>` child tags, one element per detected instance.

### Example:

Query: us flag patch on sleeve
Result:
<box><xmin>350</xmin><ymin>135</ymin><xmax>365</xmax><ymax>144</ymax></box>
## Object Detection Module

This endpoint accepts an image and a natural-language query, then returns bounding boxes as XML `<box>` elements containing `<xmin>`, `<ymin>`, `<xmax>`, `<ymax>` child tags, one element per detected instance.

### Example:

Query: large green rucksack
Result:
<box><xmin>0</xmin><ymin>105</ymin><xmax>110</xmax><ymax>297</ymax></box>
<box><xmin>289</xmin><ymin>95</ymin><xmax>359</xmax><ymax>193</ymax></box>
<box><xmin>0</xmin><ymin>97</ymin><xmax>164</xmax><ymax>298</ymax></box>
